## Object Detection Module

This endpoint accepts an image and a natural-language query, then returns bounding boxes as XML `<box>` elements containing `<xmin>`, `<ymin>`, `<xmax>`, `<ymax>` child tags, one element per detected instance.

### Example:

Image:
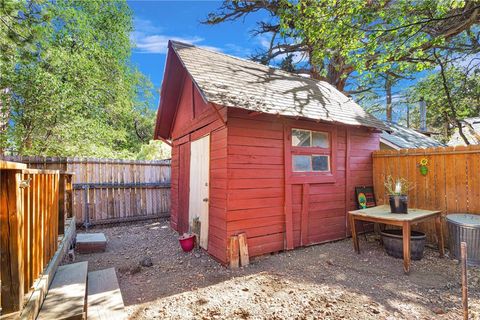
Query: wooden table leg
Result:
<box><xmin>402</xmin><ymin>222</ymin><xmax>411</xmax><ymax>274</ymax></box>
<box><xmin>349</xmin><ymin>213</ymin><xmax>360</xmax><ymax>253</ymax></box>
<box><xmin>435</xmin><ymin>215</ymin><xmax>445</xmax><ymax>258</ymax></box>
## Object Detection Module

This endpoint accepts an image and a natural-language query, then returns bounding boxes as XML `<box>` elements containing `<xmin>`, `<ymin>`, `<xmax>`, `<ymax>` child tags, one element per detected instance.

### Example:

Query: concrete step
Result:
<box><xmin>37</xmin><ymin>261</ymin><xmax>88</xmax><ymax>320</ymax></box>
<box><xmin>76</xmin><ymin>233</ymin><xmax>107</xmax><ymax>254</ymax></box>
<box><xmin>87</xmin><ymin>268</ymin><xmax>126</xmax><ymax>320</ymax></box>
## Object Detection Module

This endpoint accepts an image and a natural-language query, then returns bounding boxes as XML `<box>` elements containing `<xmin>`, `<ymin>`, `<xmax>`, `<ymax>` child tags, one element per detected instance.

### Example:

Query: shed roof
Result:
<box><xmin>164</xmin><ymin>41</ymin><xmax>389</xmax><ymax>133</ymax></box>
<box><xmin>380</xmin><ymin>122</ymin><xmax>444</xmax><ymax>149</ymax></box>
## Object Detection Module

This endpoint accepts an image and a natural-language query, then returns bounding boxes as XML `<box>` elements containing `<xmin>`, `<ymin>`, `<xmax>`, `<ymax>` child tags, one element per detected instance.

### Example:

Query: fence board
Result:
<box><xmin>1</xmin><ymin>165</ymin><xmax>60</xmax><ymax>313</ymax></box>
<box><xmin>373</xmin><ymin>145</ymin><xmax>480</xmax><ymax>244</ymax></box>
<box><xmin>1</xmin><ymin>156</ymin><xmax>171</xmax><ymax>226</ymax></box>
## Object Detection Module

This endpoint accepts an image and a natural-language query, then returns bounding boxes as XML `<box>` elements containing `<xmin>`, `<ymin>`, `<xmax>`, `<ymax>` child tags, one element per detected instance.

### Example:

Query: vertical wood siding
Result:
<box><xmin>373</xmin><ymin>145</ymin><xmax>480</xmax><ymax>243</ymax></box>
<box><xmin>169</xmin><ymin>74</ymin><xmax>228</xmax><ymax>263</ymax></box>
<box><xmin>1</xmin><ymin>156</ymin><xmax>171</xmax><ymax>225</ymax></box>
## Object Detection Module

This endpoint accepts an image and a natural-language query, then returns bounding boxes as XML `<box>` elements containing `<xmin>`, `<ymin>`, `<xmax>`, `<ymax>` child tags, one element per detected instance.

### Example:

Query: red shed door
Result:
<box><xmin>188</xmin><ymin>135</ymin><xmax>210</xmax><ymax>249</ymax></box>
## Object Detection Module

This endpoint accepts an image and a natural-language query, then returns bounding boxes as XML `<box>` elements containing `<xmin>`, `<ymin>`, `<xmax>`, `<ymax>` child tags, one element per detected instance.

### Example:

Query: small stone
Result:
<box><xmin>370</xmin><ymin>308</ymin><xmax>380</xmax><ymax>314</ymax></box>
<box><xmin>194</xmin><ymin>253</ymin><xmax>201</xmax><ymax>258</ymax></box>
<box><xmin>140</xmin><ymin>257</ymin><xmax>153</xmax><ymax>267</ymax></box>
<box><xmin>432</xmin><ymin>307</ymin><xmax>446</xmax><ymax>315</ymax></box>
<box><xmin>326</xmin><ymin>259</ymin><xmax>334</xmax><ymax>266</ymax></box>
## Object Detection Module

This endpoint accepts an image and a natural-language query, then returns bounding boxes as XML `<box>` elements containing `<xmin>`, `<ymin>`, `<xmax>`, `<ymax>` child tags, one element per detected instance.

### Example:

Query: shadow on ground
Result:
<box><xmin>74</xmin><ymin>219</ymin><xmax>480</xmax><ymax>320</ymax></box>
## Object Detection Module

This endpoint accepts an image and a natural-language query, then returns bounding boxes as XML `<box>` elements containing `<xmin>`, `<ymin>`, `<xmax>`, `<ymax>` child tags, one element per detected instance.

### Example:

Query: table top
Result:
<box><xmin>349</xmin><ymin>205</ymin><xmax>441</xmax><ymax>222</ymax></box>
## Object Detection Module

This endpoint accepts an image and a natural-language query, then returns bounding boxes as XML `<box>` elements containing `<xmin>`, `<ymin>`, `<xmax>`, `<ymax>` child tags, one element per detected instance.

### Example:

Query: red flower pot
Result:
<box><xmin>179</xmin><ymin>234</ymin><xmax>195</xmax><ymax>252</ymax></box>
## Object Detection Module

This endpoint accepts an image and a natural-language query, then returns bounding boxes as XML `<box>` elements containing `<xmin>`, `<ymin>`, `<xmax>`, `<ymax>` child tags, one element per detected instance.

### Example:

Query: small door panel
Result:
<box><xmin>188</xmin><ymin>135</ymin><xmax>210</xmax><ymax>249</ymax></box>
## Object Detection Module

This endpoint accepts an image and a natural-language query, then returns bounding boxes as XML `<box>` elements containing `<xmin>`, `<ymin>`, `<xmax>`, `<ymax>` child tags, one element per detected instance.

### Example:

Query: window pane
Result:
<box><xmin>293</xmin><ymin>155</ymin><xmax>311</xmax><ymax>171</ymax></box>
<box><xmin>312</xmin><ymin>155</ymin><xmax>329</xmax><ymax>171</ymax></box>
<box><xmin>312</xmin><ymin>131</ymin><xmax>329</xmax><ymax>148</ymax></box>
<box><xmin>292</xmin><ymin>129</ymin><xmax>311</xmax><ymax>147</ymax></box>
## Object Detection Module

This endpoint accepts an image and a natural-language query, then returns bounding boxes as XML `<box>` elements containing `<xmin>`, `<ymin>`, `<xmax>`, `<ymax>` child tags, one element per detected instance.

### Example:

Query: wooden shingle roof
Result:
<box><xmin>171</xmin><ymin>41</ymin><xmax>389</xmax><ymax>131</ymax></box>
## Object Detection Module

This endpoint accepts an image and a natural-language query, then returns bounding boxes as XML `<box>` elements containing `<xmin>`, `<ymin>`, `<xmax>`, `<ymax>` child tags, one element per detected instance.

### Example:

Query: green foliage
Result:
<box><xmin>0</xmin><ymin>0</ymin><xmax>155</xmax><ymax>158</ymax></box>
<box><xmin>136</xmin><ymin>140</ymin><xmax>171</xmax><ymax>160</ymax></box>
<box><xmin>278</xmin><ymin>0</ymin><xmax>478</xmax><ymax>83</ymax></box>
<box><xmin>406</xmin><ymin>61</ymin><xmax>480</xmax><ymax>142</ymax></box>
<box><xmin>384</xmin><ymin>176</ymin><xmax>414</xmax><ymax>196</ymax></box>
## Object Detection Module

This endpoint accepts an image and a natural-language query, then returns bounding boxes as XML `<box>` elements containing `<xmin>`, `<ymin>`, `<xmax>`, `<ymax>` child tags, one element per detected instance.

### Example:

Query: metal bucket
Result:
<box><xmin>381</xmin><ymin>229</ymin><xmax>426</xmax><ymax>260</ymax></box>
<box><xmin>446</xmin><ymin>214</ymin><xmax>480</xmax><ymax>266</ymax></box>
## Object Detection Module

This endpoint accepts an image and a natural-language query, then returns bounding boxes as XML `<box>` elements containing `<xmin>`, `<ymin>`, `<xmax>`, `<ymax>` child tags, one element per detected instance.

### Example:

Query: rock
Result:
<box><xmin>431</xmin><ymin>307</ymin><xmax>446</xmax><ymax>315</ymax></box>
<box><xmin>140</xmin><ymin>257</ymin><xmax>153</xmax><ymax>267</ymax></box>
<box><xmin>326</xmin><ymin>259</ymin><xmax>334</xmax><ymax>266</ymax></box>
<box><xmin>194</xmin><ymin>253</ymin><xmax>201</xmax><ymax>258</ymax></box>
<box><xmin>370</xmin><ymin>307</ymin><xmax>380</xmax><ymax>314</ymax></box>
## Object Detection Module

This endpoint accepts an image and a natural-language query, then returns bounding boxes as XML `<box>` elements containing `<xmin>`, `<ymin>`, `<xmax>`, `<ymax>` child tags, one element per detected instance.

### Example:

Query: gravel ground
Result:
<box><xmin>75</xmin><ymin>219</ymin><xmax>480</xmax><ymax>320</ymax></box>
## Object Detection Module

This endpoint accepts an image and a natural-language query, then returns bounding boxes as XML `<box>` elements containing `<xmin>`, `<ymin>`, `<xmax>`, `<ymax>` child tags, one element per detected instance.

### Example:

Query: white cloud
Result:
<box><xmin>134</xmin><ymin>17</ymin><xmax>164</xmax><ymax>34</ymax></box>
<box><xmin>257</xmin><ymin>34</ymin><xmax>272</xmax><ymax>50</ymax></box>
<box><xmin>132</xmin><ymin>17</ymin><xmax>223</xmax><ymax>54</ymax></box>
<box><xmin>135</xmin><ymin>35</ymin><xmax>204</xmax><ymax>53</ymax></box>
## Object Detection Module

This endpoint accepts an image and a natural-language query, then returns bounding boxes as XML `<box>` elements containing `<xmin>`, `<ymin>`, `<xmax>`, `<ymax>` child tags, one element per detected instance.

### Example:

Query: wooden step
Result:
<box><xmin>37</xmin><ymin>261</ymin><xmax>88</xmax><ymax>320</ymax></box>
<box><xmin>76</xmin><ymin>233</ymin><xmax>107</xmax><ymax>254</ymax></box>
<box><xmin>87</xmin><ymin>268</ymin><xmax>126</xmax><ymax>320</ymax></box>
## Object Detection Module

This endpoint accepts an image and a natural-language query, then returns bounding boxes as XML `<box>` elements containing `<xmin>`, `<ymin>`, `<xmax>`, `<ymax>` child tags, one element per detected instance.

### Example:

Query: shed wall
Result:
<box><xmin>169</xmin><ymin>76</ymin><xmax>228</xmax><ymax>263</ymax></box>
<box><xmin>225</xmin><ymin>108</ymin><xmax>380</xmax><ymax>260</ymax></box>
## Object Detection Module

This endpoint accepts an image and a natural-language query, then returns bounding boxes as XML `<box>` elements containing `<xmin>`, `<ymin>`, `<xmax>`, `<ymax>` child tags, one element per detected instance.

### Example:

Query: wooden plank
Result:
<box><xmin>0</xmin><ymin>170</ymin><xmax>24</xmax><ymax>313</ymax></box>
<box><xmin>300</xmin><ymin>183</ymin><xmax>309</xmax><ymax>245</ymax></box>
<box><xmin>228</xmin><ymin>236</ymin><xmax>239</xmax><ymax>269</ymax></box>
<box><xmin>37</xmin><ymin>261</ymin><xmax>88</xmax><ymax>320</ymax></box>
<box><xmin>283</xmin><ymin>124</ymin><xmax>293</xmax><ymax>250</ymax></box>
<box><xmin>0</xmin><ymin>160</ymin><xmax>27</xmax><ymax>170</ymax></box>
<box><xmin>58</xmin><ymin>174</ymin><xmax>66</xmax><ymax>235</ymax></box>
<box><xmin>87</xmin><ymin>268</ymin><xmax>126</xmax><ymax>320</ymax></box>
<box><xmin>238</xmin><ymin>233</ymin><xmax>249</xmax><ymax>267</ymax></box>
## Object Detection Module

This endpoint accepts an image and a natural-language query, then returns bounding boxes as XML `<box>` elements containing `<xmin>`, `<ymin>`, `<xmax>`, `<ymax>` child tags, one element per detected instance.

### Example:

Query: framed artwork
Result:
<box><xmin>355</xmin><ymin>186</ymin><xmax>376</xmax><ymax>209</ymax></box>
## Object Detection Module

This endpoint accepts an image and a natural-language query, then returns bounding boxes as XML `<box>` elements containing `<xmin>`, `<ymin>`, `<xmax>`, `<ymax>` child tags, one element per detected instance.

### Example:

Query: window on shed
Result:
<box><xmin>291</xmin><ymin>129</ymin><xmax>330</xmax><ymax>172</ymax></box>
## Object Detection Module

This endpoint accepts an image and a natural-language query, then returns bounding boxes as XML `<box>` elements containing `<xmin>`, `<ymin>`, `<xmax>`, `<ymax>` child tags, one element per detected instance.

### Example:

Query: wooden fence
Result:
<box><xmin>1</xmin><ymin>156</ymin><xmax>171</xmax><ymax>226</ymax></box>
<box><xmin>373</xmin><ymin>145</ymin><xmax>480</xmax><ymax>242</ymax></box>
<box><xmin>0</xmin><ymin>160</ymin><xmax>71</xmax><ymax>313</ymax></box>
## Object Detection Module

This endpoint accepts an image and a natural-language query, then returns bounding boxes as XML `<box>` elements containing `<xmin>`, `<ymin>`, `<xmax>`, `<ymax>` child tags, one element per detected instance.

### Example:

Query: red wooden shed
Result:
<box><xmin>154</xmin><ymin>41</ymin><xmax>389</xmax><ymax>264</ymax></box>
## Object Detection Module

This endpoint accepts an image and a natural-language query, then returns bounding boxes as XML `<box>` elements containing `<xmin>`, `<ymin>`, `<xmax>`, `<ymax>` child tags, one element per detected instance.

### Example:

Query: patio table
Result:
<box><xmin>348</xmin><ymin>205</ymin><xmax>445</xmax><ymax>273</ymax></box>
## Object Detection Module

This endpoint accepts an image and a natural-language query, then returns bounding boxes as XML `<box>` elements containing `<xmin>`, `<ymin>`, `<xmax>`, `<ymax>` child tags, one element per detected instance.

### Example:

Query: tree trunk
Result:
<box><xmin>385</xmin><ymin>75</ymin><xmax>392</xmax><ymax>122</ymax></box>
<box><xmin>434</xmin><ymin>51</ymin><xmax>470</xmax><ymax>145</ymax></box>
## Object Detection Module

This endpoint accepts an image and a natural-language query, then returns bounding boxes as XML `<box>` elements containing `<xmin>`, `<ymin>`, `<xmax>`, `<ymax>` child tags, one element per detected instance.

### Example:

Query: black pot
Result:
<box><xmin>389</xmin><ymin>195</ymin><xmax>408</xmax><ymax>214</ymax></box>
<box><xmin>381</xmin><ymin>229</ymin><xmax>426</xmax><ymax>260</ymax></box>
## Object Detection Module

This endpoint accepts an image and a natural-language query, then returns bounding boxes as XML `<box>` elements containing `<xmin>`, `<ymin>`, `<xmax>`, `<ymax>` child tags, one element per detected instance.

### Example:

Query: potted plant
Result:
<box><xmin>178</xmin><ymin>232</ymin><xmax>196</xmax><ymax>252</ymax></box>
<box><xmin>384</xmin><ymin>176</ymin><xmax>413</xmax><ymax>214</ymax></box>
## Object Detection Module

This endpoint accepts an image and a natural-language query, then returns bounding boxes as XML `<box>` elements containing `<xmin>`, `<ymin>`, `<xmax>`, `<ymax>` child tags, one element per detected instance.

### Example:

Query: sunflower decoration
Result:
<box><xmin>419</xmin><ymin>158</ymin><xmax>428</xmax><ymax>176</ymax></box>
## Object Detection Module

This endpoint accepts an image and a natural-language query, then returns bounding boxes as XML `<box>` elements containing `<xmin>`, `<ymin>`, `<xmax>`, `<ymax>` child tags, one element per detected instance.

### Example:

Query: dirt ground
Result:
<box><xmin>75</xmin><ymin>219</ymin><xmax>480</xmax><ymax>320</ymax></box>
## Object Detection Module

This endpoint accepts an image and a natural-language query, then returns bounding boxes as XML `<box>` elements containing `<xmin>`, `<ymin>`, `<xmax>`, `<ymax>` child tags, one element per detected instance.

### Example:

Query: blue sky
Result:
<box><xmin>126</xmin><ymin>1</ymin><xmax>438</xmax><ymax>122</ymax></box>
<box><xmin>129</xmin><ymin>1</ymin><xmax>269</xmax><ymax>103</ymax></box>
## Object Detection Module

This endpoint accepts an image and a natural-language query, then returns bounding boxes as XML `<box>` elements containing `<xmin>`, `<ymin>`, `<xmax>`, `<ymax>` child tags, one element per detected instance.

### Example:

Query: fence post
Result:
<box><xmin>58</xmin><ymin>173</ymin><xmax>66</xmax><ymax>235</ymax></box>
<box><xmin>0</xmin><ymin>169</ymin><xmax>25</xmax><ymax>313</ymax></box>
<box><xmin>66</xmin><ymin>174</ymin><xmax>73</xmax><ymax>218</ymax></box>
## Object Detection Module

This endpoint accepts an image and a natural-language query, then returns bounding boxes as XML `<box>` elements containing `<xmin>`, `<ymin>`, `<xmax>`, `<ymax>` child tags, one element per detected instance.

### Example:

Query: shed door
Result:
<box><xmin>188</xmin><ymin>135</ymin><xmax>210</xmax><ymax>249</ymax></box>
